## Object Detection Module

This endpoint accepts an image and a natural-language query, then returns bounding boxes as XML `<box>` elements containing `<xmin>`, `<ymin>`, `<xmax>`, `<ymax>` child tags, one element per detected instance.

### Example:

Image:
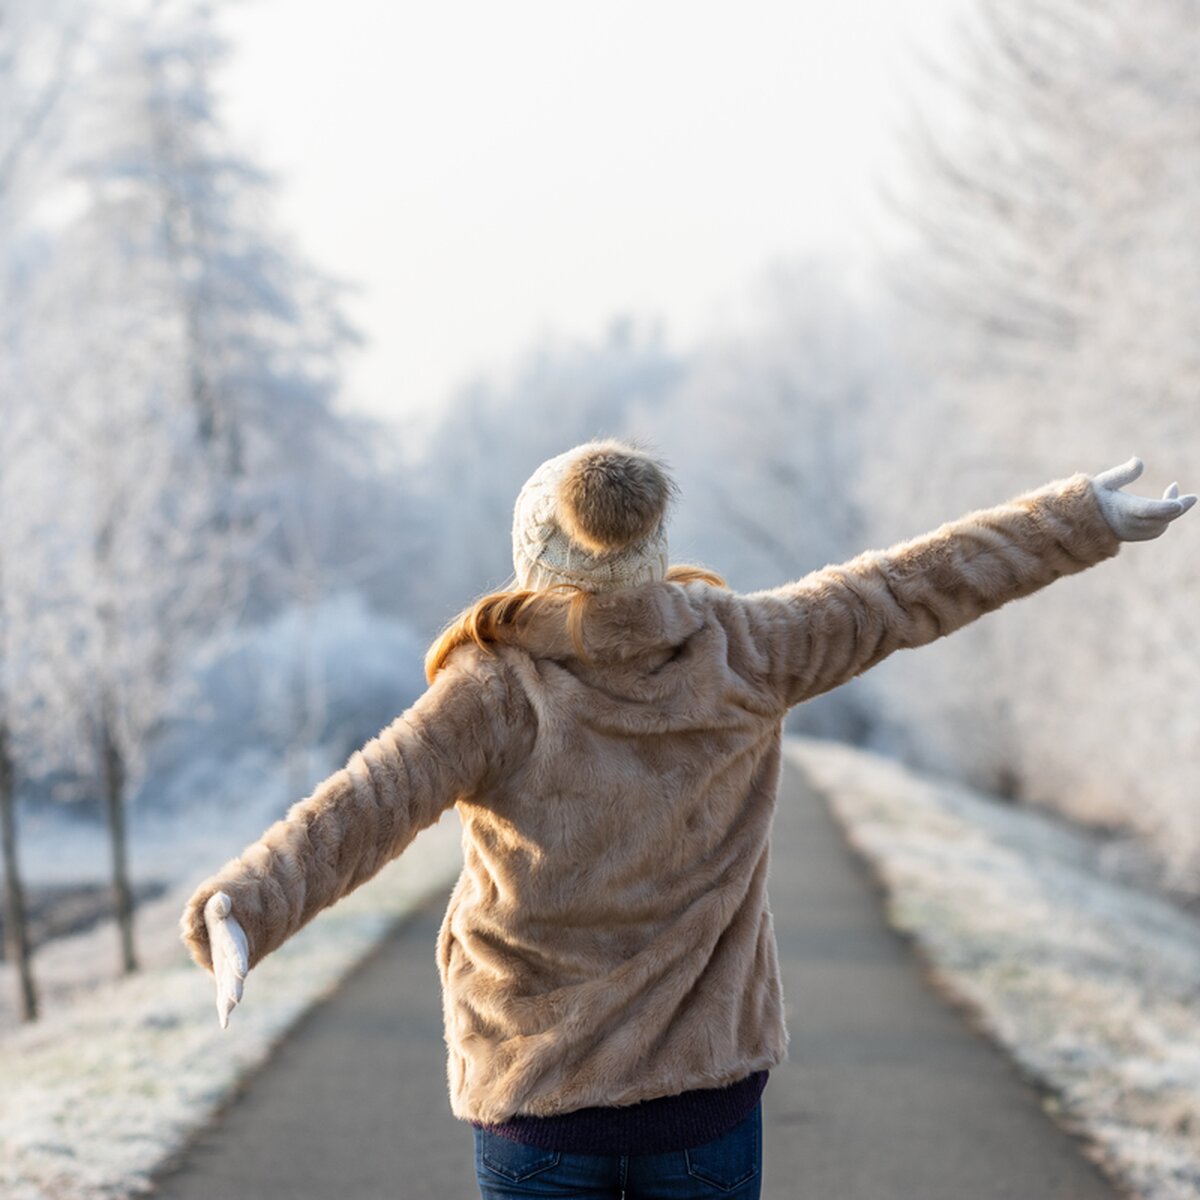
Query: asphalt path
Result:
<box><xmin>152</xmin><ymin>758</ymin><xmax>1122</xmax><ymax>1199</ymax></box>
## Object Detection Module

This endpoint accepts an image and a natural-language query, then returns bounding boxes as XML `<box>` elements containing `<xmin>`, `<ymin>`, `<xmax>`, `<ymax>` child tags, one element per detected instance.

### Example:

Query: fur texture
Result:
<box><xmin>556</xmin><ymin>439</ymin><xmax>674</xmax><ymax>555</ymax></box>
<box><xmin>179</xmin><ymin>471</ymin><xmax>1120</xmax><ymax>1125</ymax></box>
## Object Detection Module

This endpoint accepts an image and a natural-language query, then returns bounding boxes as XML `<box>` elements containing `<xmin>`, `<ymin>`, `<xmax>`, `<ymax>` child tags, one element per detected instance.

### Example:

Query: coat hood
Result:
<box><xmin>492</xmin><ymin>579</ymin><xmax>709</xmax><ymax>664</ymax></box>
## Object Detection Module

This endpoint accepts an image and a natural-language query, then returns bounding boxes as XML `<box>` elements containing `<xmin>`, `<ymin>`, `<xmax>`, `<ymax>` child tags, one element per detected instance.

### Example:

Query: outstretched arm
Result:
<box><xmin>179</xmin><ymin>650</ymin><xmax>532</xmax><ymax>1010</ymax></box>
<box><xmin>737</xmin><ymin>459</ymin><xmax>1194</xmax><ymax>711</ymax></box>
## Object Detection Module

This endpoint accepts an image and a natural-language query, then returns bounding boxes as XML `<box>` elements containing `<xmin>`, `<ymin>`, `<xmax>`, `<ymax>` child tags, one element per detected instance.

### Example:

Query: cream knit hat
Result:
<box><xmin>511</xmin><ymin>439</ymin><xmax>675</xmax><ymax>592</ymax></box>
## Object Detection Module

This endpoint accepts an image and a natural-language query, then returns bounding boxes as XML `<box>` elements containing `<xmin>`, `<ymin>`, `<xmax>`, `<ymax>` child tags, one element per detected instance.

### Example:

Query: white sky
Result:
<box><xmin>217</xmin><ymin>1</ymin><xmax>965</xmax><ymax>439</ymax></box>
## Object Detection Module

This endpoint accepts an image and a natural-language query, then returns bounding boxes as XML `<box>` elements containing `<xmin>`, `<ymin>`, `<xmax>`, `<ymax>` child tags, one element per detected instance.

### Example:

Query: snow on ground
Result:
<box><xmin>786</xmin><ymin>735</ymin><xmax>1200</xmax><ymax>1200</ymax></box>
<box><xmin>0</xmin><ymin>813</ymin><xmax>463</xmax><ymax>1200</ymax></box>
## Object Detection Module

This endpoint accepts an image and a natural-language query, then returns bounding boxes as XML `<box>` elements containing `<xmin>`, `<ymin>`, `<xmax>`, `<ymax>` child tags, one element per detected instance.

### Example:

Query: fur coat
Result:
<box><xmin>179</xmin><ymin>471</ymin><xmax>1121</xmax><ymax>1124</ymax></box>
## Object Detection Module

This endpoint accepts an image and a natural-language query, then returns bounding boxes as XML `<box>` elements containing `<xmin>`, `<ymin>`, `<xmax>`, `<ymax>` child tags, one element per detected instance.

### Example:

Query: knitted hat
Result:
<box><xmin>511</xmin><ymin>439</ymin><xmax>675</xmax><ymax>592</ymax></box>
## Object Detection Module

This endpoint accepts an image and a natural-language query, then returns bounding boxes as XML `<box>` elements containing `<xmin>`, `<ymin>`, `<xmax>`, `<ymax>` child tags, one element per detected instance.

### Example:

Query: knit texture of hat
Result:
<box><xmin>511</xmin><ymin>440</ymin><xmax>674</xmax><ymax>592</ymax></box>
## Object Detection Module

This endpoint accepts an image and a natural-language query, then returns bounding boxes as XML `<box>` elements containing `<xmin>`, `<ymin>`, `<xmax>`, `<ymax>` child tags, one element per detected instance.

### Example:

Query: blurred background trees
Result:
<box><xmin>0</xmin><ymin>0</ymin><xmax>404</xmax><ymax>1007</ymax></box>
<box><xmin>864</xmin><ymin>0</ymin><xmax>1200</xmax><ymax>889</ymax></box>
<box><xmin>1</xmin><ymin>0</ymin><xmax>92</xmax><ymax>1022</ymax></box>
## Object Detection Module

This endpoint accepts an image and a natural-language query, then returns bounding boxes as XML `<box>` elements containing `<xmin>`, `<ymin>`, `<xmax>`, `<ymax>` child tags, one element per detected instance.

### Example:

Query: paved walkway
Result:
<box><xmin>152</xmin><ymin>758</ymin><xmax>1121</xmax><ymax>1199</ymax></box>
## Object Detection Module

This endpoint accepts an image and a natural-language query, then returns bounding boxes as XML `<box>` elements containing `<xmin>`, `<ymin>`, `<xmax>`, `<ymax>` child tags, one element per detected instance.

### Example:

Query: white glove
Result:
<box><xmin>203</xmin><ymin>891</ymin><xmax>249</xmax><ymax>1029</ymax></box>
<box><xmin>1090</xmin><ymin>457</ymin><xmax>1196</xmax><ymax>541</ymax></box>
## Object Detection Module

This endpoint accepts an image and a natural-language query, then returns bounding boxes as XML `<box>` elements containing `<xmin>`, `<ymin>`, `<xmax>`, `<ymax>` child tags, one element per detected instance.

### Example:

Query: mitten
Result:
<box><xmin>204</xmin><ymin>891</ymin><xmax>249</xmax><ymax>1028</ymax></box>
<box><xmin>1089</xmin><ymin>457</ymin><xmax>1196</xmax><ymax>541</ymax></box>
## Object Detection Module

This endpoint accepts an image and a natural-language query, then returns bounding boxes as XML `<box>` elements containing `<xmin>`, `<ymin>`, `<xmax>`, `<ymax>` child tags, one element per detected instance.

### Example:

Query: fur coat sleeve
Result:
<box><xmin>738</xmin><ymin>470</ymin><xmax>1122</xmax><ymax>710</ymax></box>
<box><xmin>179</xmin><ymin>652</ymin><xmax>532</xmax><ymax>974</ymax></box>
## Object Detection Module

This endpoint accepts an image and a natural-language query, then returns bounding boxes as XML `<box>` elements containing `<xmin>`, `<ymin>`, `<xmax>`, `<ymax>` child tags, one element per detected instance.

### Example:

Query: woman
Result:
<box><xmin>180</xmin><ymin>441</ymin><xmax>1193</xmax><ymax>1199</ymax></box>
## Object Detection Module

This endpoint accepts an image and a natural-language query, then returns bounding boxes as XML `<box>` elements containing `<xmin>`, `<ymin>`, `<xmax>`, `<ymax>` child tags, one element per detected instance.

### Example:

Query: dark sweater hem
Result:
<box><xmin>470</xmin><ymin>1070</ymin><xmax>769</xmax><ymax>1156</ymax></box>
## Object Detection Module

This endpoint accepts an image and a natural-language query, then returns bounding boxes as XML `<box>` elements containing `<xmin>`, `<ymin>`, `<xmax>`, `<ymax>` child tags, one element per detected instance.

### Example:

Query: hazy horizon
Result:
<box><xmin>218</xmin><ymin>1</ymin><xmax>966</xmax><ymax>445</ymax></box>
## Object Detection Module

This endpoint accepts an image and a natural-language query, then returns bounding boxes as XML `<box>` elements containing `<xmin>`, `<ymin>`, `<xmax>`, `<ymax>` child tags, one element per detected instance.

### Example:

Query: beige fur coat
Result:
<box><xmin>180</xmin><ymin>471</ymin><xmax>1120</xmax><ymax>1124</ymax></box>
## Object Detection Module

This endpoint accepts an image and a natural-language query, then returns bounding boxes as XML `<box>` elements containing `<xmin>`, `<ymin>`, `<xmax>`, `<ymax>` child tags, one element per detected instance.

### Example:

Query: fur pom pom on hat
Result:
<box><xmin>512</xmin><ymin>439</ymin><xmax>676</xmax><ymax>592</ymax></box>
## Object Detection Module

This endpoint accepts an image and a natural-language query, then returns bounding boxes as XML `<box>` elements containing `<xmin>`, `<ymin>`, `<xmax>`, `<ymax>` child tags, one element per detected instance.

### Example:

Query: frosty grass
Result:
<box><xmin>0</xmin><ymin>815</ymin><xmax>462</xmax><ymax>1200</ymax></box>
<box><xmin>787</xmin><ymin>735</ymin><xmax>1200</xmax><ymax>1200</ymax></box>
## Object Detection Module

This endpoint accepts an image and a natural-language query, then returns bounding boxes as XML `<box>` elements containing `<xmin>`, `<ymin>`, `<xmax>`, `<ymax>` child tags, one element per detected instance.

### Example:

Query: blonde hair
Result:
<box><xmin>425</xmin><ymin>564</ymin><xmax>727</xmax><ymax>681</ymax></box>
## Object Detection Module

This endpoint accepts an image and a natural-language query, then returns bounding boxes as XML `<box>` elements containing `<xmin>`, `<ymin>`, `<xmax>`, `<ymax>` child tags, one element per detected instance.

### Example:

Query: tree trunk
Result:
<box><xmin>0</xmin><ymin>716</ymin><xmax>37</xmax><ymax>1021</ymax></box>
<box><xmin>100</xmin><ymin>694</ymin><xmax>137</xmax><ymax>974</ymax></box>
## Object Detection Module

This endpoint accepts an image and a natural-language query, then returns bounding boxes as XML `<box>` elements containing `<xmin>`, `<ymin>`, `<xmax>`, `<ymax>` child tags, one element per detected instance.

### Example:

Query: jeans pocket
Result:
<box><xmin>684</xmin><ymin>1104</ymin><xmax>761</xmax><ymax>1193</ymax></box>
<box><xmin>476</xmin><ymin>1129</ymin><xmax>562</xmax><ymax>1184</ymax></box>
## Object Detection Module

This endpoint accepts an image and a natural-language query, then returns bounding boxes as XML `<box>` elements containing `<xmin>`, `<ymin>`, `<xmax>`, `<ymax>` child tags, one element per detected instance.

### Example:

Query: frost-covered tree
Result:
<box><xmin>76</xmin><ymin>0</ymin><xmax>363</xmax><ymax>615</ymax></box>
<box><xmin>17</xmin><ymin>206</ymin><xmax>227</xmax><ymax>973</ymax></box>
<box><xmin>877</xmin><ymin>0</ymin><xmax>1200</xmax><ymax>886</ymax></box>
<box><xmin>0</xmin><ymin>0</ymin><xmax>92</xmax><ymax>1020</ymax></box>
<box><xmin>2</xmin><ymin>0</ymin><xmax>371</xmax><ymax>976</ymax></box>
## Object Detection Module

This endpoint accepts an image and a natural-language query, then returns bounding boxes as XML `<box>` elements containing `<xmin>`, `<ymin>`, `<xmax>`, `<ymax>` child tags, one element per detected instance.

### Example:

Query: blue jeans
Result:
<box><xmin>473</xmin><ymin>1101</ymin><xmax>762</xmax><ymax>1199</ymax></box>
